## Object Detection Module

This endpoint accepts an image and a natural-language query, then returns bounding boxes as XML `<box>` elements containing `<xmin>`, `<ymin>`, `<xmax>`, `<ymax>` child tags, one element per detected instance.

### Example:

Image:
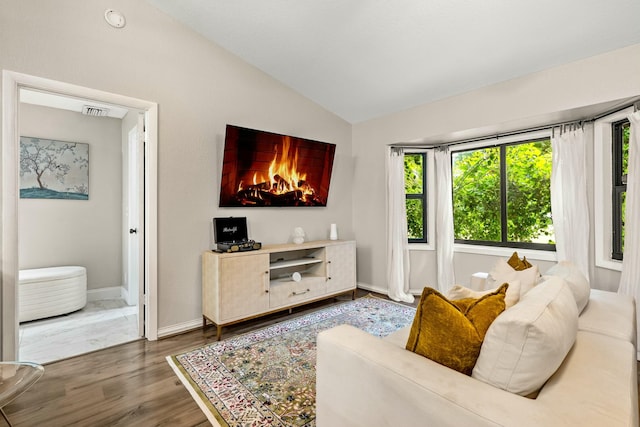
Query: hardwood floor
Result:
<box><xmin>4</xmin><ymin>291</ymin><xmax>379</xmax><ymax>427</ymax></box>
<box><xmin>7</xmin><ymin>291</ymin><xmax>637</xmax><ymax>426</ymax></box>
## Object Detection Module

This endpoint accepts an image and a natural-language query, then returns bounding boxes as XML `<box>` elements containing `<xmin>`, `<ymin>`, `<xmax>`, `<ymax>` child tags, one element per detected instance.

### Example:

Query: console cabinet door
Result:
<box><xmin>325</xmin><ymin>242</ymin><xmax>356</xmax><ymax>294</ymax></box>
<box><xmin>218</xmin><ymin>254</ymin><xmax>270</xmax><ymax>321</ymax></box>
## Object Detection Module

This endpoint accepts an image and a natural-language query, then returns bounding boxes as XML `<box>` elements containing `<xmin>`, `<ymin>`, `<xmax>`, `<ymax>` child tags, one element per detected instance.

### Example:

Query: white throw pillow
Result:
<box><xmin>472</xmin><ymin>276</ymin><xmax>578</xmax><ymax>396</ymax></box>
<box><xmin>487</xmin><ymin>259</ymin><xmax>539</xmax><ymax>298</ymax></box>
<box><xmin>543</xmin><ymin>260</ymin><xmax>590</xmax><ymax>314</ymax></box>
<box><xmin>448</xmin><ymin>281</ymin><xmax>521</xmax><ymax>309</ymax></box>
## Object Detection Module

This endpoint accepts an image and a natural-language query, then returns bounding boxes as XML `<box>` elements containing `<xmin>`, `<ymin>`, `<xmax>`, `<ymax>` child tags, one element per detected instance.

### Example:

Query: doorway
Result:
<box><xmin>2</xmin><ymin>70</ymin><xmax>158</xmax><ymax>361</ymax></box>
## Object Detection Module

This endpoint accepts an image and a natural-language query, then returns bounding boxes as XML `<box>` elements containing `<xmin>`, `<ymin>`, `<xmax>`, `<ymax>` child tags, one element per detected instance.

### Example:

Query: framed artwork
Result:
<box><xmin>19</xmin><ymin>137</ymin><xmax>89</xmax><ymax>200</ymax></box>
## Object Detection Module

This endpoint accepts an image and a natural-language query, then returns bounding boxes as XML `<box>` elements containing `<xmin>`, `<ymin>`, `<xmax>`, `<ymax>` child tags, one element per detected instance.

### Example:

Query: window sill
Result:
<box><xmin>595</xmin><ymin>258</ymin><xmax>623</xmax><ymax>272</ymax></box>
<box><xmin>453</xmin><ymin>243</ymin><xmax>557</xmax><ymax>262</ymax></box>
<box><xmin>408</xmin><ymin>242</ymin><xmax>435</xmax><ymax>251</ymax></box>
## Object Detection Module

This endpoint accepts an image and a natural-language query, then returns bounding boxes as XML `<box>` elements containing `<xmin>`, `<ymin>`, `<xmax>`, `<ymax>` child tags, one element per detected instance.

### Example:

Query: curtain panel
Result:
<box><xmin>618</xmin><ymin>111</ymin><xmax>640</xmax><ymax>358</ymax></box>
<box><xmin>550</xmin><ymin>127</ymin><xmax>590</xmax><ymax>281</ymax></box>
<box><xmin>435</xmin><ymin>147</ymin><xmax>455</xmax><ymax>293</ymax></box>
<box><xmin>386</xmin><ymin>147</ymin><xmax>414</xmax><ymax>303</ymax></box>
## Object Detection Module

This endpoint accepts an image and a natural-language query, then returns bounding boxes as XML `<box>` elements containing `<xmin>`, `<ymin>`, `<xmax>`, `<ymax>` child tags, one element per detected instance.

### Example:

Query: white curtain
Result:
<box><xmin>550</xmin><ymin>126</ymin><xmax>590</xmax><ymax>281</ymax></box>
<box><xmin>618</xmin><ymin>111</ymin><xmax>640</xmax><ymax>358</ymax></box>
<box><xmin>386</xmin><ymin>147</ymin><xmax>414</xmax><ymax>303</ymax></box>
<box><xmin>435</xmin><ymin>147</ymin><xmax>455</xmax><ymax>293</ymax></box>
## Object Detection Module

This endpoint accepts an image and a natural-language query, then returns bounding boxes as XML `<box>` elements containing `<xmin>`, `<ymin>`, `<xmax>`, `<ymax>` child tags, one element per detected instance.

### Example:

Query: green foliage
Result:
<box><xmin>452</xmin><ymin>147</ymin><xmax>501</xmax><ymax>241</ymax></box>
<box><xmin>406</xmin><ymin>199</ymin><xmax>424</xmax><ymax>239</ymax></box>
<box><xmin>404</xmin><ymin>154</ymin><xmax>425</xmax><ymax>240</ymax></box>
<box><xmin>623</xmin><ymin>123</ymin><xmax>630</xmax><ymax>176</ymax></box>
<box><xmin>452</xmin><ymin>140</ymin><xmax>554</xmax><ymax>244</ymax></box>
<box><xmin>404</xmin><ymin>154</ymin><xmax>423</xmax><ymax>194</ymax></box>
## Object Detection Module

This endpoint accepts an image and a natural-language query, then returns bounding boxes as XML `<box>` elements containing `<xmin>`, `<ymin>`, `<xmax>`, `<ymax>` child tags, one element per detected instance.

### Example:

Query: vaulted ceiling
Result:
<box><xmin>147</xmin><ymin>0</ymin><xmax>640</xmax><ymax>123</ymax></box>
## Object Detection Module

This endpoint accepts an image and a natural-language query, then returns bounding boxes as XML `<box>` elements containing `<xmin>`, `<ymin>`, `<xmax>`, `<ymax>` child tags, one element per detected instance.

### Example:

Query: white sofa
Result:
<box><xmin>317</xmin><ymin>275</ymin><xmax>638</xmax><ymax>426</ymax></box>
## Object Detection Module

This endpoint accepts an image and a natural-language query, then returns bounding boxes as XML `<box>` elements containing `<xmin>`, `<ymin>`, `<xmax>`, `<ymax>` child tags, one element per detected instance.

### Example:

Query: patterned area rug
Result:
<box><xmin>167</xmin><ymin>296</ymin><xmax>416</xmax><ymax>427</ymax></box>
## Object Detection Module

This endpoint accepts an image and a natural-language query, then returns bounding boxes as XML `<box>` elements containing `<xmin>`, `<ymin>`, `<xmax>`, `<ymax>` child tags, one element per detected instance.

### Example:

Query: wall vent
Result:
<box><xmin>81</xmin><ymin>105</ymin><xmax>110</xmax><ymax>117</ymax></box>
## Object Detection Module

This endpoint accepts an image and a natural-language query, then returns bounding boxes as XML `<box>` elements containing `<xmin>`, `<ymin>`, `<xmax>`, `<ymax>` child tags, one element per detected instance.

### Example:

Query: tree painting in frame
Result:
<box><xmin>19</xmin><ymin>137</ymin><xmax>89</xmax><ymax>200</ymax></box>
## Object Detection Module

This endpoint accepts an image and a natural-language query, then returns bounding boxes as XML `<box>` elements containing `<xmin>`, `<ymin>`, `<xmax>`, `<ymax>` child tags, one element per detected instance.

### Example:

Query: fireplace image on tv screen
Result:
<box><xmin>219</xmin><ymin>125</ymin><xmax>336</xmax><ymax>207</ymax></box>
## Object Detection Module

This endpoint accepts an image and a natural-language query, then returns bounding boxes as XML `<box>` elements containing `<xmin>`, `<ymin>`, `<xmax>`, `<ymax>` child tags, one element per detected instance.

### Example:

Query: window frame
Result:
<box><xmin>404</xmin><ymin>152</ymin><xmax>428</xmax><ymax>244</ymax></box>
<box><xmin>451</xmin><ymin>134</ymin><xmax>556</xmax><ymax>251</ymax></box>
<box><xmin>404</xmin><ymin>150</ymin><xmax>435</xmax><ymax>250</ymax></box>
<box><xmin>594</xmin><ymin>107</ymin><xmax>633</xmax><ymax>271</ymax></box>
<box><xmin>611</xmin><ymin>118</ymin><xmax>629</xmax><ymax>261</ymax></box>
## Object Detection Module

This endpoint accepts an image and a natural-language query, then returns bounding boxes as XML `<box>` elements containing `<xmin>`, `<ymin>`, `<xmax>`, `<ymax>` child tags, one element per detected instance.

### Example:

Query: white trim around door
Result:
<box><xmin>1</xmin><ymin>70</ymin><xmax>159</xmax><ymax>360</ymax></box>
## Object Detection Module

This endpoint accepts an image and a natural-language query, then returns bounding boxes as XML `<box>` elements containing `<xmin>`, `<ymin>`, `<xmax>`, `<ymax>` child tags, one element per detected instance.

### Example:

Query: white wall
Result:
<box><xmin>352</xmin><ymin>43</ymin><xmax>640</xmax><ymax>294</ymax></box>
<box><xmin>0</xmin><ymin>0</ymin><xmax>352</xmax><ymax>330</ymax></box>
<box><xmin>18</xmin><ymin>103</ymin><xmax>122</xmax><ymax>290</ymax></box>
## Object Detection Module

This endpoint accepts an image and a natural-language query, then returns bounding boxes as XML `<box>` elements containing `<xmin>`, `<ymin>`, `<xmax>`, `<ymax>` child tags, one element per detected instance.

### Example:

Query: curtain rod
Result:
<box><xmin>394</xmin><ymin>100</ymin><xmax>639</xmax><ymax>150</ymax></box>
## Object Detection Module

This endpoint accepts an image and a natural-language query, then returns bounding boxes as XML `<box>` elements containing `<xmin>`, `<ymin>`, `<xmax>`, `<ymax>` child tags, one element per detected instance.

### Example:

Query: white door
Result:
<box><xmin>126</xmin><ymin>113</ymin><xmax>145</xmax><ymax>336</ymax></box>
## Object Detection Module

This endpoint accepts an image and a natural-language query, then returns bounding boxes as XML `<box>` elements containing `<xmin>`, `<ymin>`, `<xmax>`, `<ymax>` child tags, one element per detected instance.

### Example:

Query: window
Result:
<box><xmin>594</xmin><ymin>106</ymin><xmax>632</xmax><ymax>271</ymax></box>
<box><xmin>404</xmin><ymin>152</ymin><xmax>427</xmax><ymax>243</ymax></box>
<box><xmin>612</xmin><ymin>119</ymin><xmax>630</xmax><ymax>260</ymax></box>
<box><xmin>452</xmin><ymin>138</ymin><xmax>555</xmax><ymax>250</ymax></box>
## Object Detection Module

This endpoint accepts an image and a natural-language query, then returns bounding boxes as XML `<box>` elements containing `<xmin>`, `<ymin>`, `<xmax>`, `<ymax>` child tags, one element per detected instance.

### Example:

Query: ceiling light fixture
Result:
<box><xmin>104</xmin><ymin>9</ymin><xmax>126</xmax><ymax>29</ymax></box>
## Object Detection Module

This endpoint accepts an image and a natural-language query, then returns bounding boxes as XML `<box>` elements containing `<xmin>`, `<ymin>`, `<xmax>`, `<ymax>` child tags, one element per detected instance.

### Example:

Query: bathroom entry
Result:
<box><xmin>15</xmin><ymin>90</ymin><xmax>143</xmax><ymax>362</ymax></box>
<box><xmin>2</xmin><ymin>71</ymin><xmax>158</xmax><ymax>361</ymax></box>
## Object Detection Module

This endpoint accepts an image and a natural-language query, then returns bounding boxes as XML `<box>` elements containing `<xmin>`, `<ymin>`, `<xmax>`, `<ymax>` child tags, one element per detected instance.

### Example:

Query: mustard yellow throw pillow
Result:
<box><xmin>507</xmin><ymin>251</ymin><xmax>533</xmax><ymax>271</ymax></box>
<box><xmin>406</xmin><ymin>284</ymin><xmax>508</xmax><ymax>375</ymax></box>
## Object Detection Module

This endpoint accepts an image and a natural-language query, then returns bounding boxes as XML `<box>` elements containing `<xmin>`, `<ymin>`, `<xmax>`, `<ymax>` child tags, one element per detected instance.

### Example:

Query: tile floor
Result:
<box><xmin>18</xmin><ymin>299</ymin><xmax>140</xmax><ymax>364</ymax></box>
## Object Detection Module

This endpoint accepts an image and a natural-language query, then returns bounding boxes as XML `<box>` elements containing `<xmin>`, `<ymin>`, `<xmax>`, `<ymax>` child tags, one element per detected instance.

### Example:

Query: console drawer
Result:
<box><xmin>269</xmin><ymin>278</ymin><xmax>326</xmax><ymax>308</ymax></box>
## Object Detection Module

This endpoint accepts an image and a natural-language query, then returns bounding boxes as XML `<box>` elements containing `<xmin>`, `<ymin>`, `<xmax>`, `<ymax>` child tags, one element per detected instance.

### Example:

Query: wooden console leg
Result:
<box><xmin>216</xmin><ymin>325</ymin><xmax>222</xmax><ymax>341</ymax></box>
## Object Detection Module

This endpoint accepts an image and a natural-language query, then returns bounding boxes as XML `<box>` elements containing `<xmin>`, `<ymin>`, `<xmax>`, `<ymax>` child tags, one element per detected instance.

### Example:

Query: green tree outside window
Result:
<box><xmin>404</xmin><ymin>153</ymin><xmax>426</xmax><ymax>242</ymax></box>
<box><xmin>452</xmin><ymin>139</ymin><xmax>555</xmax><ymax>248</ymax></box>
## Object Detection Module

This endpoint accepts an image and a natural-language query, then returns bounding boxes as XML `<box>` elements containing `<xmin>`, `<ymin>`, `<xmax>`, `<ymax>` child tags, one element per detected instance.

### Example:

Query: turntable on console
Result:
<box><xmin>213</xmin><ymin>217</ymin><xmax>262</xmax><ymax>253</ymax></box>
<box><xmin>216</xmin><ymin>239</ymin><xmax>262</xmax><ymax>253</ymax></box>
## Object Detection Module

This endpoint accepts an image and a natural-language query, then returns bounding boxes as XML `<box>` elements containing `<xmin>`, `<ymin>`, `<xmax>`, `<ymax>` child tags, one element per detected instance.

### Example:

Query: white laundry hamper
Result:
<box><xmin>19</xmin><ymin>266</ymin><xmax>87</xmax><ymax>322</ymax></box>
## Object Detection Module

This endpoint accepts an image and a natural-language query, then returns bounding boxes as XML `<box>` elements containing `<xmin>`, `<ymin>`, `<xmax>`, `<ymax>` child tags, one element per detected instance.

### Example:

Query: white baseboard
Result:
<box><xmin>87</xmin><ymin>286</ymin><xmax>123</xmax><ymax>302</ymax></box>
<box><xmin>155</xmin><ymin>284</ymin><xmax>419</xmax><ymax>339</ymax></box>
<box><xmin>158</xmin><ymin>319</ymin><xmax>202</xmax><ymax>339</ymax></box>
<box><xmin>357</xmin><ymin>282</ymin><xmax>389</xmax><ymax>295</ymax></box>
<box><xmin>357</xmin><ymin>282</ymin><xmax>422</xmax><ymax>297</ymax></box>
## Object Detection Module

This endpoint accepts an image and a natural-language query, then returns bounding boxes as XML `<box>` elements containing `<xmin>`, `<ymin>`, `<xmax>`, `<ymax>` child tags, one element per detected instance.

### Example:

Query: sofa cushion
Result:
<box><xmin>406</xmin><ymin>284</ymin><xmax>507</xmax><ymax>375</ymax></box>
<box><xmin>384</xmin><ymin>325</ymin><xmax>411</xmax><ymax>347</ymax></box>
<box><xmin>448</xmin><ymin>281</ymin><xmax>521</xmax><ymax>309</ymax></box>
<box><xmin>579</xmin><ymin>289</ymin><xmax>636</xmax><ymax>345</ymax></box>
<box><xmin>487</xmin><ymin>259</ymin><xmax>539</xmax><ymax>297</ymax></box>
<box><xmin>472</xmin><ymin>276</ymin><xmax>578</xmax><ymax>396</ymax></box>
<box><xmin>543</xmin><ymin>260</ymin><xmax>590</xmax><ymax>313</ymax></box>
<box><xmin>507</xmin><ymin>251</ymin><xmax>533</xmax><ymax>271</ymax></box>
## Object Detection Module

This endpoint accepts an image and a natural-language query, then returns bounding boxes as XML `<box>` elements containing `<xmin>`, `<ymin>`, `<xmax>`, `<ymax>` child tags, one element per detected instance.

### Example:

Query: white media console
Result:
<box><xmin>202</xmin><ymin>239</ymin><xmax>356</xmax><ymax>340</ymax></box>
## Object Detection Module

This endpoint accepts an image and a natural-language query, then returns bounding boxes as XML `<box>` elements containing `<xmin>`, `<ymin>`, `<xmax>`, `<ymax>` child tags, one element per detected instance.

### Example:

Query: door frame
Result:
<box><xmin>1</xmin><ymin>70</ymin><xmax>158</xmax><ymax>360</ymax></box>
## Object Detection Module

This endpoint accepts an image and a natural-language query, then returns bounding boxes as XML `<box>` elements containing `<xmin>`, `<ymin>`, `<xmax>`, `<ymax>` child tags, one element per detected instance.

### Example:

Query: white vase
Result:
<box><xmin>329</xmin><ymin>223</ymin><xmax>338</xmax><ymax>240</ymax></box>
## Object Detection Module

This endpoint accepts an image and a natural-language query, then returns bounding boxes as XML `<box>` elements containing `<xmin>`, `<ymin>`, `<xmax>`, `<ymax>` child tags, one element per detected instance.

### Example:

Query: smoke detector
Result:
<box><xmin>82</xmin><ymin>105</ymin><xmax>110</xmax><ymax>117</ymax></box>
<box><xmin>104</xmin><ymin>9</ymin><xmax>126</xmax><ymax>29</ymax></box>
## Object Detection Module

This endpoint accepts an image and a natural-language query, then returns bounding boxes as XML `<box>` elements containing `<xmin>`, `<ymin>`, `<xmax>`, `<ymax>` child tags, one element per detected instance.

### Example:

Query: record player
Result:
<box><xmin>213</xmin><ymin>217</ymin><xmax>262</xmax><ymax>253</ymax></box>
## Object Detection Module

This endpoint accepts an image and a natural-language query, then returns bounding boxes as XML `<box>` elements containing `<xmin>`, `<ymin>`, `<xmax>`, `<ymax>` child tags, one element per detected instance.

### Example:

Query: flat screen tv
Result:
<box><xmin>219</xmin><ymin>125</ymin><xmax>336</xmax><ymax>207</ymax></box>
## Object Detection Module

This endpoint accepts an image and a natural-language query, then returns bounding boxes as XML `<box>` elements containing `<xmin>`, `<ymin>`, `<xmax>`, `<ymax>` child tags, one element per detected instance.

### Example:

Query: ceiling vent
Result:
<box><xmin>81</xmin><ymin>105</ymin><xmax>110</xmax><ymax>117</ymax></box>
